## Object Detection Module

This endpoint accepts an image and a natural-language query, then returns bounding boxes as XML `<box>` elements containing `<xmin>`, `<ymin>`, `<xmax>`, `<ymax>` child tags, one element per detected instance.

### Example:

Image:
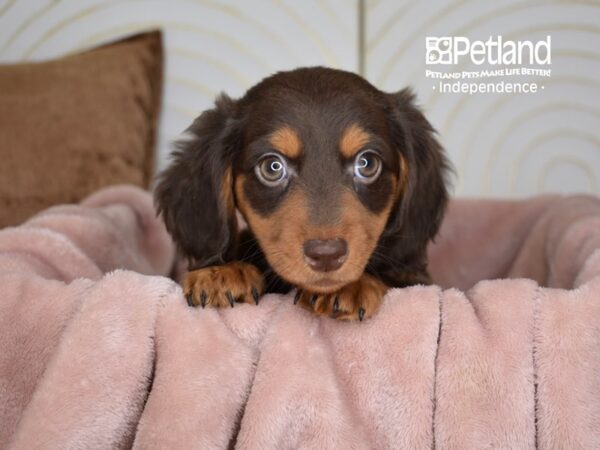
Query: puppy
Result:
<box><xmin>155</xmin><ymin>67</ymin><xmax>450</xmax><ymax>321</ymax></box>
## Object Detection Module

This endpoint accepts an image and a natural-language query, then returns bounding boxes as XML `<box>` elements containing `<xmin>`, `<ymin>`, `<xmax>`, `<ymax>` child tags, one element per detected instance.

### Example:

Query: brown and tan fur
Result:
<box><xmin>155</xmin><ymin>67</ymin><xmax>450</xmax><ymax>321</ymax></box>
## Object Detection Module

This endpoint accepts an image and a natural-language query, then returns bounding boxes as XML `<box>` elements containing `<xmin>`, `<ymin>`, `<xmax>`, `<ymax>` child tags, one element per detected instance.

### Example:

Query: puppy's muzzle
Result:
<box><xmin>303</xmin><ymin>238</ymin><xmax>348</xmax><ymax>272</ymax></box>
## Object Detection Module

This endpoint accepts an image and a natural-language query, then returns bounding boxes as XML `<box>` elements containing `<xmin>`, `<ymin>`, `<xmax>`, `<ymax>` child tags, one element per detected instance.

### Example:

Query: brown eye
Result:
<box><xmin>354</xmin><ymin>150</ymin><xmax>382</xmax><ymax>183</ymax></box>
<box><xmin>255</xmin><ymin>154</ymin><xmax>288</xmax><ymax>187</ymax></box>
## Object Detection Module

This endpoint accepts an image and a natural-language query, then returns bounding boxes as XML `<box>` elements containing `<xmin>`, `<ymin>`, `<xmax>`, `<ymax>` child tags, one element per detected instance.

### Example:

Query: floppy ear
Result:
<box><xmin>382</xmin><ymin>88</ymin><xmax>450</xmax><ymax>271</ymax></box>
<box><xmin>154</xmin><ymin>94</ymin><xmax>242</xmax><ymax>268</ymax></box>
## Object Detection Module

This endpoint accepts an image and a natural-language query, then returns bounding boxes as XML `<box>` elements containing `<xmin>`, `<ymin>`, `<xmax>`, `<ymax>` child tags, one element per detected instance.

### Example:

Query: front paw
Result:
<box><xmin>181</xmin><ymin>262</ymin><xmax>264</xmax><ymax>308</ymax></box>
<box><xmin>295</xmin><ymin>273</ymin><xmax>388</xmax><ymax>321</ymax></box>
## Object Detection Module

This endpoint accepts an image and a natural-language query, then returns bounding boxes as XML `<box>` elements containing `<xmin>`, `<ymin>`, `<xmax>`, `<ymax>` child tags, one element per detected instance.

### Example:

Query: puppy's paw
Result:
<box><xmin>295</xmin><ymin>273</ymin><xmax>388</xmax><ymax>321</ymax></box>
<box><xmin>182</xmin><ymin>262</ymin><xmax>264</xmax><ymax>308</ymax></box>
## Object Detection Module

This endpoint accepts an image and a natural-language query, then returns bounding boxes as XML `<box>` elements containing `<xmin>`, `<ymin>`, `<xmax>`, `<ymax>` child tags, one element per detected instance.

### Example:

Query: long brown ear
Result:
<box><xmin>154</xmin><ymin>94</ymin><xmax>242</xmax><ymax>268</ymax></box>
<box><xmin>376</xmin><ymin>88</ymin><xmax>451</xmax><ymax>276</ymax></box>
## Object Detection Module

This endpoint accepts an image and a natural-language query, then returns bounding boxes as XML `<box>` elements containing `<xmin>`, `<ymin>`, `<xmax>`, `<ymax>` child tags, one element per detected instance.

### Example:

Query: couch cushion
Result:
<box><xmin>0</xmin><ymin>30</ymin><xmax>163</xmax><ymax>227</ymax></box>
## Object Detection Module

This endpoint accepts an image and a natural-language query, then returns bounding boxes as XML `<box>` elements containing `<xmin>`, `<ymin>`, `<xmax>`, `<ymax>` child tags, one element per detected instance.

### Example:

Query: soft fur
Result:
<box><xmin>2</xmin><ymin>186</ymin><xmax>600</xmax><ymax>448</ymax></box>
<box><xmin>155</xmin><ymin>67</ymin><xmax>450</xmax><ymax>320</ymax></box>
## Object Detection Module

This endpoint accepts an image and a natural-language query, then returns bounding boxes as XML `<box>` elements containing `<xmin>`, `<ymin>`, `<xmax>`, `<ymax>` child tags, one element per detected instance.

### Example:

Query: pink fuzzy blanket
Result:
<box><xmin>1</xmin><ymin>186</ymin><xmax>600</xmax><ymax>449</ymax></box>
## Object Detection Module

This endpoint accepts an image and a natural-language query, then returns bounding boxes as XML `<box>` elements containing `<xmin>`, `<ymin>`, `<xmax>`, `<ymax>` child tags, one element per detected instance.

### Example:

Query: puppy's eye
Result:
<box><xmin>354</xmin><ymin>150</ymin><xmax>382</xmax><ymax>183</ymax></box>
<box><xmin>255</xmin><ymin>154</ymin><xmax>288</xmax><ymax>187</ymax></box>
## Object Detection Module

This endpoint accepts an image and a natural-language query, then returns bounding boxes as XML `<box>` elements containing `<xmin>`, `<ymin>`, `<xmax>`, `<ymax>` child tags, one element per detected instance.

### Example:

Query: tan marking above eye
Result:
<box><xmin>339</xmin><ymin>123</ymin><xmax>372</xmax><ymax>159</ymax></box>
<box><xmin>268</xmin><ymin>126</ymin><xmax>302</xmax><ymax>159</ymax></box>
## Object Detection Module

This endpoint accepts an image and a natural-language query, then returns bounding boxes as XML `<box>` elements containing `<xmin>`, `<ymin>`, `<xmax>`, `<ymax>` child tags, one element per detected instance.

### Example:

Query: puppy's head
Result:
<box><xmin>156</xmin><ymin>67</ymin><xmax>449</xmax><ymax>292</ymax></box>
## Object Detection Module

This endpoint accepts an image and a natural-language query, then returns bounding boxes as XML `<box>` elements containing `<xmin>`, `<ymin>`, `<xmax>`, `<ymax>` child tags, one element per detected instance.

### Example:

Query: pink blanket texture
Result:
<box><xmin>1</xmin><ymin>185</ymin><xmax>600</xmax><ymax>449</ymax></box>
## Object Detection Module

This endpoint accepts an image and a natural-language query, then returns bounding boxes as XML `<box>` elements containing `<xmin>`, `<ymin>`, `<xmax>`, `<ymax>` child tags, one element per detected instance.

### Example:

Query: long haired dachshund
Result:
<box><xmin>155</xmin><ymin>67</ymin><xmax>450</xmax><ymax>321</ymax></box>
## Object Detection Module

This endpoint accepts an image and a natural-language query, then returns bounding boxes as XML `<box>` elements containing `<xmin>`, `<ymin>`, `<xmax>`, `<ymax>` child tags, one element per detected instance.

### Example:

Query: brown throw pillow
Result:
<box><xmin>0</xmin><ymin>30</ymin><xmax>163</xmax><ymax>228</ymax></box>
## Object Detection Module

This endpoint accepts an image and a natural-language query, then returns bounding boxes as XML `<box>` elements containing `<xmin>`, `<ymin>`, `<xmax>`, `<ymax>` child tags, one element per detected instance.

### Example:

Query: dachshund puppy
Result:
<box><xmin>155</xmin><ymin>67</ymin><xmax>450</xmax><ymax>321</ymax></box>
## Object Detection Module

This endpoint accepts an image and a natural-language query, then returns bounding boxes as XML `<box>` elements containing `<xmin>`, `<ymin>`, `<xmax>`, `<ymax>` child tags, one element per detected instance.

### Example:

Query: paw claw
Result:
<box><xmin>200</xmin><ymin>290</ymin><xmax>207</xmax><ymax>308</ymax></box>
<box><xmin>310</xmin><ymin>294</ymin><xmax>318</xmax><ymax>306</ymax></box>
<box><xmin>252</xmin><ymin>287</ymin><xmax>260</xmax><ymax>305</ymax></box>
<box><xmin>226</xmin><ymin>291</ymin><xmax>235</xmax><ymax>308</ymax></box>
<box><xmin>186</xmin><ymin>293</ymin><xmax>194</xmax><ymax>307</ymax></box>
<box><xmin>294</xmin><ymin>290</ymin><xmax>302</xmax><ymax>305</ymax></box>
<box><xmin>358</xmin><ymin>307</ymin><xmax>365</xmax><ymax>321</ymax></box>
<box><xmin>333</xmin><ymin>296</ymin><xmax>340</xmax><ymax>314</ymax></box>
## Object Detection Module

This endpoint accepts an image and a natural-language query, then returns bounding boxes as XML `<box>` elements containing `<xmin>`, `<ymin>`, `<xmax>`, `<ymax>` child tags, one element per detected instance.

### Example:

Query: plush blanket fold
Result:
<box><xmin>1</xmin><ymin>185</ymin><xmax>599</xmax><ymax>449</ymax></box>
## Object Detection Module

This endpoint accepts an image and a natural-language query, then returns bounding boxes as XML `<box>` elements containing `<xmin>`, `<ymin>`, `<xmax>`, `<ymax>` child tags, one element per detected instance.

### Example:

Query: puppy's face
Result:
<box><xmin>234</xmin><ymin>79</ymin><xmax>405</xmax><ymax>293</ymax></box>
<box><xmin>155</xmin><ymin>67</ymin><xmax>448</xmax><ymax>292</ymax></box>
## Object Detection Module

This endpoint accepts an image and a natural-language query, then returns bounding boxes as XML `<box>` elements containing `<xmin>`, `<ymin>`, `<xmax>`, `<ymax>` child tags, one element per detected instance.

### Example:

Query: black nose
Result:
<box><xmin>303</xmin><ymin>238</ymin><xmax>348</xmax><ymax>272</ymax></box>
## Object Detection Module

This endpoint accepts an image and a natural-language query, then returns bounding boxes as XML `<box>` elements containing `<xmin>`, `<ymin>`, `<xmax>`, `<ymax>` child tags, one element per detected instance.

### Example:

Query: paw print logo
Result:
<box><xmin>426</xmin><ymin>37</ymin><xmax>453</xmax><ymax>64</ymax></box>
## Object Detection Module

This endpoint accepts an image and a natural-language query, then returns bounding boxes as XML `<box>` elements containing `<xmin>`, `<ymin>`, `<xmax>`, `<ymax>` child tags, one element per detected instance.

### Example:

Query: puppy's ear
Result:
<box><xmin>154</xmin><ymin>94</ymin><xmax>242</xmax><ymax>268</ymax></box>
<box><xmin>383</xmin><ymin>88</ymin><xmax>450</xmax><ymax>267</ymax></box>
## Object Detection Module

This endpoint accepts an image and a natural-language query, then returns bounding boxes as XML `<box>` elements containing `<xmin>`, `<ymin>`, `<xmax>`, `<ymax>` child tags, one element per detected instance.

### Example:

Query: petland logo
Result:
<box><xmin>425</xmin><ymin>35</ymin><xmax>552</xmax><ymax>94</ymax></box>
<box><xmin>426</xmin><ymin>36</ymin><xmax>551</xmax><ymax>65</ymax></box>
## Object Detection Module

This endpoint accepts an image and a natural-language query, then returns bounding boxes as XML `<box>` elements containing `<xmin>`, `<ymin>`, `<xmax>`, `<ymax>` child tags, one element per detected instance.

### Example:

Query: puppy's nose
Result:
<box><xmin>303</xmin><ymin>238</ymin><xmax>348</xmax><ymax>272</ymax></box>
